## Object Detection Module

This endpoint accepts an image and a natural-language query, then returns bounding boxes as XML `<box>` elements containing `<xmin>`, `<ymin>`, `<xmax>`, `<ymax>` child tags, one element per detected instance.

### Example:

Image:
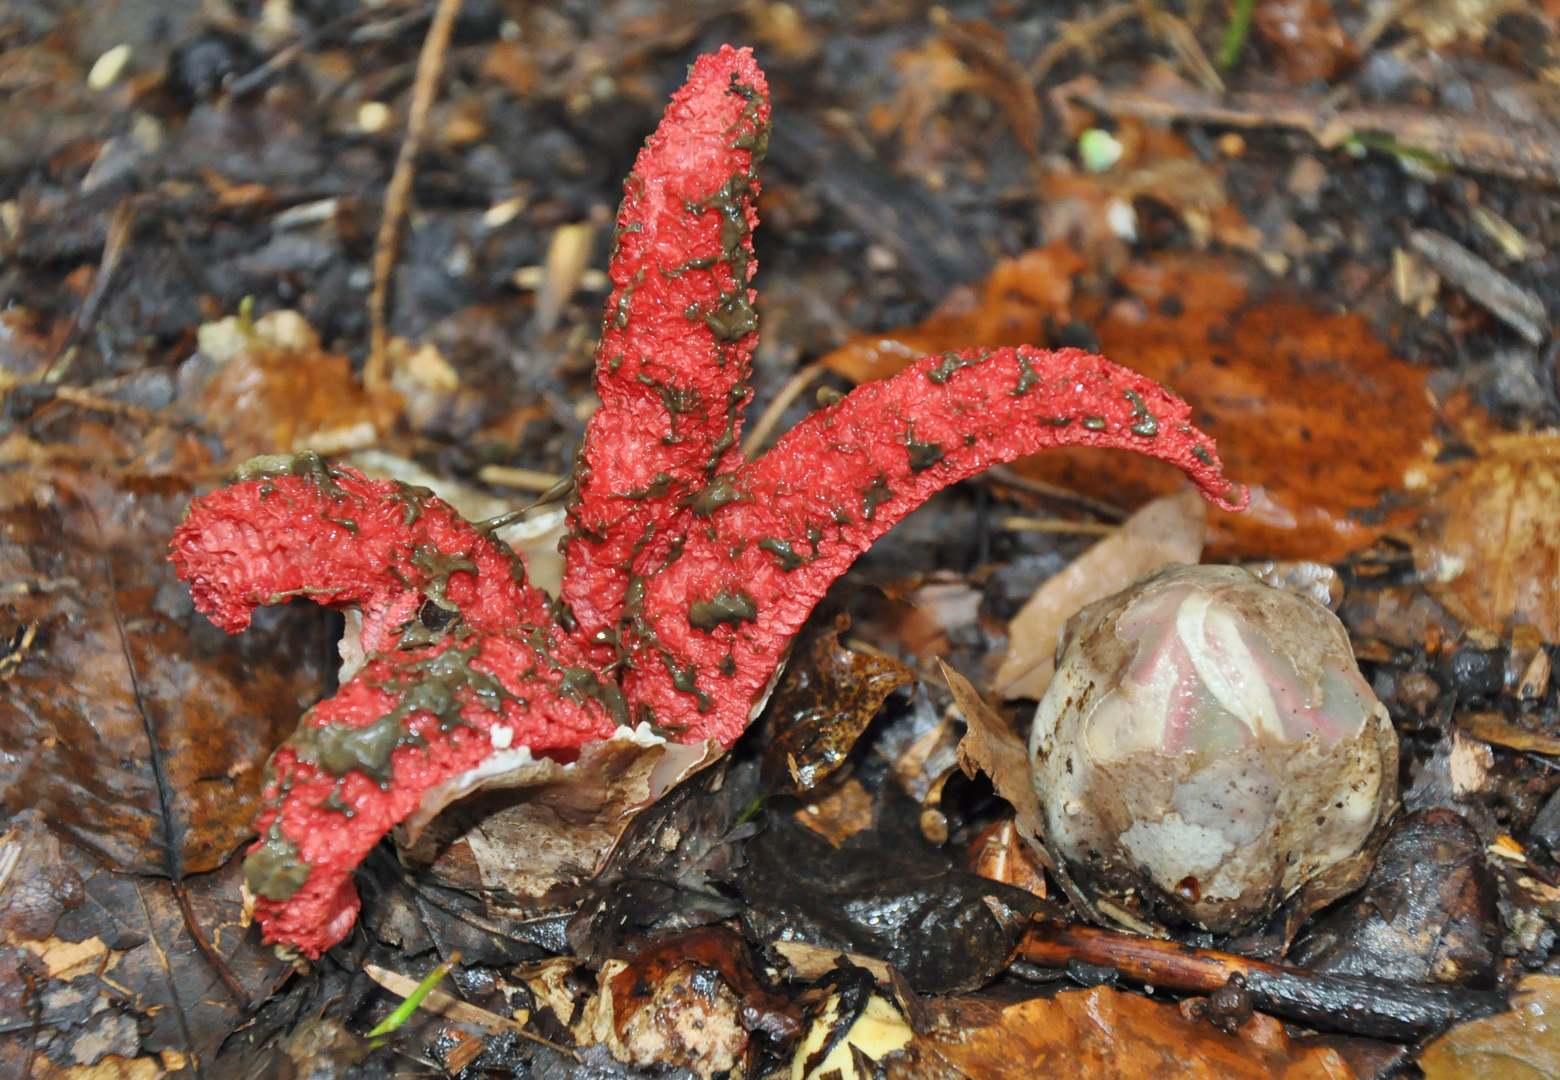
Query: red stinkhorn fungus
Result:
<box><xmin>170</xmin><ymin>46</ymin><xmax>1247</xmax><ymax>958</ymax></box>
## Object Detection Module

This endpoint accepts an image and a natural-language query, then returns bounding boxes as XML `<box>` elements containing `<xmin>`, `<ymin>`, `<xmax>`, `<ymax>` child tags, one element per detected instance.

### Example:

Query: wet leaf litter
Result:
<box><xmin>6</xmin><ymin>1</ymin><xmax>1560</xmax><ymax>1078</ymax></box>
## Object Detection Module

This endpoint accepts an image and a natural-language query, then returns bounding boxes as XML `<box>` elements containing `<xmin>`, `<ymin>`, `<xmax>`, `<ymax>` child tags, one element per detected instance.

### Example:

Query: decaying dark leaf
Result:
<box><xmin>0</xmin><ymin>465</ymin><xmax>330</xmax><ymax>877</ymax></box>
<box><xmin>1293</xmin><ymin>809</ymin><xmax>1500</xmax><ymax>989</ymax></box>
<box><xmin>736</xmin><ymin>800</ymin><xmax>1056</xmax><ymax>994</ymax></box>
<box><xmin>763</xmin><ymin>617</ymin><xmax>916</xmax><ymax>795</ymax></box>
<box><xmin>1</xmin><ymin>812</ymin><xmax>289</xmax><ymax>1075</ymax></box>
<box><xmin>567</xmin><ymin>759</ymin><xmax>762</xmax><ymax>966</ymax></box>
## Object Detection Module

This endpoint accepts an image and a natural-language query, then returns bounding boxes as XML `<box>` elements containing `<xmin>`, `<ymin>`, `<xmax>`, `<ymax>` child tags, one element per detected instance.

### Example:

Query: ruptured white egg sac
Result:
<box><xmin>1029</xmin><ymin>564</ymin><xmax>1397</xmax><ymax>933</ymax></box>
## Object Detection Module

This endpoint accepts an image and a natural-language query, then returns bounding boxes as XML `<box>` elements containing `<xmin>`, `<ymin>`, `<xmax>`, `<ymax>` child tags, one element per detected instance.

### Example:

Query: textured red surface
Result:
<box><xmin>562</xmin><ymin>47</ymin><xmax>769</xmax><ymax>667</ymax></box>
<box><xmin>623</xmin><ymin>345</ymin><xmax>1244</xmax><ymax>744</ymax></box>
<box><xmin>170</xmin><ymin>46</ymin><xmax>1246</xmax><ymax>958</ymax></box>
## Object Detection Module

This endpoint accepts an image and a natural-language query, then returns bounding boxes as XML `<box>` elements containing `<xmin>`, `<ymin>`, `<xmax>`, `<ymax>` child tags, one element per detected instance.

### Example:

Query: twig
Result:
<box><xmin>1156</xmin><ymin>12</ymin><xmax>1222</xmax><ymax>93</ymax></box>
<box><xmin>365</xmin><ymin>962</ymin><xmax>579</xmax><ymax>1056</ymax></box>
<box><xmin>1409</xmin><ymin>229</ymin><xmax>1549</xmax><ymax>345</ymax></box>
<box><xmin>1000</xmin><ymin>516</ymin><xmax>1118</xmax><ymax>535</ymax></box>
<box><xmin>1020</xmin><ymin>922</ymin><xmax>1505</xmax><ymax>1039</ymax></box>
<box><xmin>980</xmin><ymin>464</ymin><xmax>1127</xmax><ymax>521</ymax></box>
<box><xmin>51</xmin><ymin>386</ymin><xmax>158</xmax><ymax>423</ymax></box>
<box><xmin>478</xmin><ymin>465</ymin><xmax>567</xmax><ymax>493</ymax></box>
<box><xmin>43</xmin><ymin>198</ymin><xmax>136</xmax><ymax>381</ymax></box>
<box><xmin>1063</xmin><ymin>78</ymin><xmax>1560</xmax><ymax>186</ymax></box>
<box><xmin>20</xmin><ymin>967</ymin><xmax>42</xmax><ymax>1080</ymax></box>
<box><xmin>225</xmin><ymin>2</ymin><xmax>429</xmax><ymax>99</ymax></box>
<box><xmin>364</xmin><ymin>0</ymin><xmax>465</xmax><ymax>389</ymax></box>
<box><xmin>225</xmin><ymin>40</ymin><xmax>309</xmax><ymax>99</ymax></box>
<box><xmin>0</xmin><ymin>1017</ymin><xmax>62</xmax><ymax>1037</ymax></box>
<box><xmin>933</xmin><ymin>8</ymin><xmax>1043</xmax><ymax>153</ymax></box>
<box><xmin>742</xmin><ymin>362</ymin><xmax>826</xmax><ymax>456</ymax></box>
<box><xmin>1029</xmin><ymin>4</ymin><xmax>1137</xmax><ymax>85</ymax></box>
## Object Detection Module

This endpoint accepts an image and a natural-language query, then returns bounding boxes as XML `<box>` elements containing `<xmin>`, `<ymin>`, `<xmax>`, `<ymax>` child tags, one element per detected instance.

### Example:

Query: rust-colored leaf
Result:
<box><xmin>796</xmin><ymin>777</ymin><xmax>877</xmax><ymax>848</ymax></box>
<box><xmin>925</xmin><ymin>987</ymin><xmax>1358</xmax><ymax>1080</ymax></box>
<box><xmin>1025</xmin><ymin>258</ymin><xmax>1434</xmax><ymax>561</ymax></box>
<box><xmin>198</xmin><ymin>316</ymin><xmax>401</xmax><ymax>462</ymax></box>
<box><xmin>822</xmin><ymin>252</ymin><xmax>1435</xmax><ymax>562</ymax></box>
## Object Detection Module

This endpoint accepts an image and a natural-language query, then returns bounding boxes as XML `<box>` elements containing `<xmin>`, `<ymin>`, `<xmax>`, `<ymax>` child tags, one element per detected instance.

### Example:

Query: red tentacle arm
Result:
<box><xmin>169</xmin><ymin>457</ymin><xmax>555</xmax><ymax>647</ymax></box>
<box><xmin>620</xmin><ymin>346</ymin><xmax>1248</xmax><ymax>745</ymax></box>
<box><xmin>245</xmin><ymin>635</ymin><xmax>619</xmax><ymax>958</ymax></box>
<box><xmin>562</xmin><ymin>45</ymin><xmax>770</xmax><ymax>662</ymax></box>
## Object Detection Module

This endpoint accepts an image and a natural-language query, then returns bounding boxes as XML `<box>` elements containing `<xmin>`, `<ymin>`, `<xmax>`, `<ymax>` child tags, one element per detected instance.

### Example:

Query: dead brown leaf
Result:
<box><xmin>762</xmin><ymin>618</ymin><xmax>915</xmax><ymax>794</ymax></box>
<box><xmin>993</xmin><ymin>488</ymin><xmax>1205</xmax><ymax>700</ymax></box>
<box><xmin>2</xmin><ymin>812</ymin><xmax>289</xmax><ymax>1074</ymax></box>
<box><xmin>926</xmin><ymin>987</ymin><xmax>1358</xmax><ymax>1079</ymax></box>
<box><xmin>198</xmin><ymin>316</ymin><xmax>401</xmax><ymax>462</ymax></box>
<box><xmin>796</xmin><ymin>777</ymin><xmax>876</xmax><ymax>848</ymax></box>
<box><xmin>940</xmin><ymin>661</ymin><xmax>1052</xmax><ymax>871</ymax></box>
<box><xmin>1417</xmin><ymin>974</ymin><xmax>1560</xmax><ymax>1078</ymax></box>
<box><xmin>1417</xmin><ymin>435</ymin><xmax>1560</xmax><ymax>641</ymax></box>
<box><xmin>0</xmin><ymin>465</ymin><xmax>330</xmax><ymax>877</ymax></box>
<box><xmin>1029</xmin><ymin>256</ymin><xmax>1436</xmax><ymax>561</ymax></box>
<box><xmin>403</xmin><ymin>734</ymin><xmax>721</xmax><ymax>907</ymax></box>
